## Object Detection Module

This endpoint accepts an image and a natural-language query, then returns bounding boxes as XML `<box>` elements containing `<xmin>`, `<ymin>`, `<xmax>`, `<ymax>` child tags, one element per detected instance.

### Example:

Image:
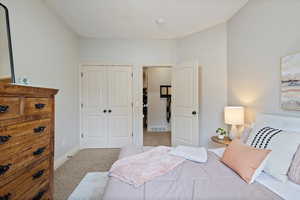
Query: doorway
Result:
<box><xmin>143</xmin><ymin>67</ymin><xmax>172</xmax><ymax>146</ymax></box>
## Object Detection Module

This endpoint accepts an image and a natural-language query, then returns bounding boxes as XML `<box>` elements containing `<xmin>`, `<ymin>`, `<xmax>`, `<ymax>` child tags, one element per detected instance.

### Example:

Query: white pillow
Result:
<box><xmin>250</xmin><ymin>153</ymin><xmax>271</xmax><ymax>184</ymax></box>
<box><xmin>169</xmin><ymin>146</ymin><xmax>207</xmax><ymax>163</ymax></box>
<box><xmin>246</xmin><ymin>127</ymin><xmax>300</xmax><ymax>182</ymax></box>
<box><xmin>240</xmin><ymin>126</ymin><xmax>253</xmax><ymax>143</ymax></box>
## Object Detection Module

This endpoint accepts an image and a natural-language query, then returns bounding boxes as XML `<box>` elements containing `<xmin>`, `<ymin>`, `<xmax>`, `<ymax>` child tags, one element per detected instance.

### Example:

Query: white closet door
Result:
<box><xmin>172</xmin><ymin>62</ymin><xmax>199</xmax><ymax>146</ymax></box>
<box><xmin>81</xmin><ymin>66</ymin><xmax>108</xmax><ymax>148</ymax></box>
<box><xmin>107</xmin><ymin>67</ymin><xmax>133</xmax><ymax>147</ymax></box>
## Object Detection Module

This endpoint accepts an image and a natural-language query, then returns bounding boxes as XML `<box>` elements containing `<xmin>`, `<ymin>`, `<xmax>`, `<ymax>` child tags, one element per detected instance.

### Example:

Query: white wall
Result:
<box><xmin>0</xmin><ymin>0</ymin><xmax>80</xmax><ymax>161</ymax></box>
<box><xmin>80</xmin><ymin>38</ymin><xmax>176</xmax><ymax>65</ymax></box>
<box><xmin>176</xmin><ymin>23</ymin><xmax>228</xmax><ymax>147</ymax></box>
<box><xmin>146</xmin><ymin>67</ymin><xmax>171</xmax><ymax>131</ymax></box>
<box><xmin>228</xmin><ymin>0</ymin><xmax>300</xmax><ymax>123</ymax></box>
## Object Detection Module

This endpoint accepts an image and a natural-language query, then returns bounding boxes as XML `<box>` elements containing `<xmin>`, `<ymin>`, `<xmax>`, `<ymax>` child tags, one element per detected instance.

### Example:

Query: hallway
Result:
<box><xmin>143</xmin><ymin>130</ymin><xmax>171</xmax><ymax>146</ymax></box>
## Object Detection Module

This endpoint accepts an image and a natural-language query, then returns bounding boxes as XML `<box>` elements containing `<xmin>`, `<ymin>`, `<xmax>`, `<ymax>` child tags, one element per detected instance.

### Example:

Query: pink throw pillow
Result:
<box><xmin>221</xmin><ymin>139</ymin><xmax>271</xmax><ymax>184</ymax></box>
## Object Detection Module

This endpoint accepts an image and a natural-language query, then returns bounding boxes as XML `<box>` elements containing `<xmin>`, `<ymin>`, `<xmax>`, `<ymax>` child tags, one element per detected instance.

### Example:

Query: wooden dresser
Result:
<box><xmin>0</xmin><ymin>83</ymin><xmax>58</xmax><ymax>200</ymax></box>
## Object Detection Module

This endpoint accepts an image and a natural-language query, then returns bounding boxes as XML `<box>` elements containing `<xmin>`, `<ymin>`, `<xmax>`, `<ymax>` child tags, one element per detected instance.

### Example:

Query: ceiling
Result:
<box><xmin>45</xmin><ymin>0</ymin><xmax>248</xmax><ymax>39</ymax></box>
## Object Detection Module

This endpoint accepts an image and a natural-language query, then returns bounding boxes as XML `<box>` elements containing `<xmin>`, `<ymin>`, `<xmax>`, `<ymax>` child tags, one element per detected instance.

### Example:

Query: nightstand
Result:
<box><xmin>211</xmin><ymin>136</ymin><xmax>232</xmax><ymax>146</ymax></box>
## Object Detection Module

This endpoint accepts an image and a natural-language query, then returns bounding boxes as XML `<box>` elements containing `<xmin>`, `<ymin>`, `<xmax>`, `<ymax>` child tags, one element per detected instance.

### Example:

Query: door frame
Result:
<box><xmin>138</xmin><ymin>65</ymin><xmax>173</xmax><ymax>146</ymax></box>
<box><xmin>79</xmin><ymin>64</ymin><xmax>134</xmax><ymax>148</ymax></box>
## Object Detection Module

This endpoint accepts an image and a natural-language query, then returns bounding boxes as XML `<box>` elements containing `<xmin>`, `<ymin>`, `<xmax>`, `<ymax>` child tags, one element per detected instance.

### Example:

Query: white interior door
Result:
<box><xmin>107</xmin><ymin>67</ymin><xmax>133</xmax><ymax>147</ymax></box>
<box><xmin>81</xmin><ymin>65</ymin><xmax>133</xmax><ymax>148</ymax></box>
<box><xmin>81</xmin><ymin>66</ymin><xmax>108</xmax><ymax>147</ymax></box>
<box><xmin>172</xmin><ymin>62</ymin><xmax>199</xmax><ymax>146</ymax></box>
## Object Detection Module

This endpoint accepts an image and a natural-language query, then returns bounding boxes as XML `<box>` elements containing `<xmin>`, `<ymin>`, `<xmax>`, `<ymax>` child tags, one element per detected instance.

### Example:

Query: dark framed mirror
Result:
<box><xmin>0</xmin><ymin>3</ymin><xmax>15</xmax><ymax>83</ymax></box>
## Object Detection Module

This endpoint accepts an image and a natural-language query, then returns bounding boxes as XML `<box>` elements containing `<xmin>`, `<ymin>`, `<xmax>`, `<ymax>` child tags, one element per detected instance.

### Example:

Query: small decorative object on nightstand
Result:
<box><xmin>216</xmin><ymin>128</ymin><xmax>227</xmax><ymax>139</ymax></box>
<box><xmin>211</xmin><ymin>136</ymin><xmax>232</xmax><ymax>146</ymax></box>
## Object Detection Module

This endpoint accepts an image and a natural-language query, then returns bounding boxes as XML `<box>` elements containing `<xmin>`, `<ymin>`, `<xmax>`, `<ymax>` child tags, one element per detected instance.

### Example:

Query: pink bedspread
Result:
<box><xmin>108</xmin><ymin>146</ymin><xmax>185</xmax><ymax>187</ymax></box>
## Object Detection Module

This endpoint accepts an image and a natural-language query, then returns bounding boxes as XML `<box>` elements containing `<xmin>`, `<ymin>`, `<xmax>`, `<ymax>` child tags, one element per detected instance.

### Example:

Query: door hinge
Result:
<box><xmin>81</xmin><ymin>72</ymin><xmax>84</xmax><ymax>78</ymax></box>
<box><xmin>81</xmin><ymin>133</ymin><xmax>84</xmax><ymax>138</ymax></box>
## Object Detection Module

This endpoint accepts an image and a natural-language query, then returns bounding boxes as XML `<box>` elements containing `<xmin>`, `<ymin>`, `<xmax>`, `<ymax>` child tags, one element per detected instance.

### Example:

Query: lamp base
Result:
<box><xmin>229</xmin><ymin>125</ymin><xmax>239</xmax><ymax>140</ymax></box>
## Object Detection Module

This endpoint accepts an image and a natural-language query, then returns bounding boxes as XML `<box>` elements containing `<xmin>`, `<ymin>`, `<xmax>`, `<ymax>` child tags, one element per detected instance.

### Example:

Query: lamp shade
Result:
<box><xmin>224</xmin><ymin>106</ymin><xmax>244</xmax><ymax>125</ymax></box>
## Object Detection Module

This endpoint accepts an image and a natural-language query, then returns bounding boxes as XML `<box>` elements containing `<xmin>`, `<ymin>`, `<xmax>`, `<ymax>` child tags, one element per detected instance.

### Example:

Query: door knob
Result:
<box><xmin>108</xmin><ymin>110</ymin><xmax>112</xmax><ymax>113</ymax></box>
<box><xmin>103</xmin><ymin>110</ymin><xmax>107</xmax><ymax>113</ymax></box>
<box><xmin>192</xmin><ymin>111</ymin><xmax>197</xmax><ymax>115</ymax></box>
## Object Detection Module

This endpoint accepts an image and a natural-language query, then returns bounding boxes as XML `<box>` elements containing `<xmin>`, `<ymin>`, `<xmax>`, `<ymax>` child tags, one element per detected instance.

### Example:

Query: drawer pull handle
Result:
<box><xmin>32</xmin><ymin>190</ymin><xmax>46</xmax><ymax>200</ymax></box>
<box><xmin>0</xmin><ymin>105</ymin><xmax>9</xmax><ymax>113</ymax></box>
<box><xmin>0</xmin><ymin>135</ymin><xmax>11</xmax><ymax>144</ymax></box>
<box><xmin>33</xmin><ymin>147</ymin><xmax>46</xmax><ymax>156</ymax></box>
<box><xmin>32</xmin><ymin>169</ymin><xmax>45</xmax><ymax>180</ymax></box>
<box><xmin>35</xmin><ymin>103</ymin><xmax>45</xmax><ymax>109</ymax></box>
<box><xmin>0</xmin><ymin>164</ymin><xmax>11</xmax><ymax>175</ymax></box>
<box><xmin>34</xmin><ymin>126</ymin><xmax>46</xmax><ymax>133</ymax></box>
<box><xmin>0</xmin><ymin>193</ymin><xmax>11</xmax><ymax>200</ymax></box>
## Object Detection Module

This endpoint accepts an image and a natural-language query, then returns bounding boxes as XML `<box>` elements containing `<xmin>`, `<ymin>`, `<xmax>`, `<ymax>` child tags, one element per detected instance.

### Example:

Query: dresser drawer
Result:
<box><xmin>24</xmin><ymin>182</ymin><xmax>50</xmax><ymax>200</ymax></box>
<box><xmin>0</xmin><ymin>141</ymin><xmax>50</xmax><ymax>185</ymax></box>
<box><xmin>0</xmin><ymin>158</ymin><xmax>50</xmax><ymax>200</ymax></box>
<box><xmin>0</xmin><ymin>97</ymin><xmax>21</xmax><ymax>121</ymax></box>
<box><xmin>0</xmin><ymin>119</ymin><xmax>51</xmax><ymax>152</ymax></box>
<box><xmin>24</xmin><ymin>98</ymin><xmax>53</xmax><ymax>116</ymax></box>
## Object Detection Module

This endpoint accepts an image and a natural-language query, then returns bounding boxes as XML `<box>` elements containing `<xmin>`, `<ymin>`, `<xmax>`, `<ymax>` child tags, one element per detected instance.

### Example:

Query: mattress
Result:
<box><xmin>103</xmin><ymin>145</ymin><xmax>282</xmax><ymax>200</ymax></box>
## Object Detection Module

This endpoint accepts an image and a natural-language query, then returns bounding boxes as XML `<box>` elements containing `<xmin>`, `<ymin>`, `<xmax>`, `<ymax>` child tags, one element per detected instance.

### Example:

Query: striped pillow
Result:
<box><xmin>288</xmin><ymin>146</ymin><xmax>300</xmax><ymax>184</ymax></box>
<box><xmin>248</xmin><ymin>127</ymin><xmax>282</xmax><ymax>149</ymax></box>
<box><xmin>246</xmin><ymin>127</ymin><xmax>300</xmax><ymax>182</ymax></box>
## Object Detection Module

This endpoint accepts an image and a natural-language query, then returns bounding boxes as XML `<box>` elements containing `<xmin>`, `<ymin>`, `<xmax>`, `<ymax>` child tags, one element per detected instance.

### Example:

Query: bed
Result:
<box><xmin>103</xmin><ymin>114</ymin><xmax>300</xmax><ymax>200</ymax></box>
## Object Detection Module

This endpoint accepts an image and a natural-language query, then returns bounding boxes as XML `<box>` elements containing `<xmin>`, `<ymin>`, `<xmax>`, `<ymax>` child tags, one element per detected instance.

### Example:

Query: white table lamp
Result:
<box><xmin>224</xmin><ymin>106</ymin><xmax>245</xmax><ymax>139</ymax></box>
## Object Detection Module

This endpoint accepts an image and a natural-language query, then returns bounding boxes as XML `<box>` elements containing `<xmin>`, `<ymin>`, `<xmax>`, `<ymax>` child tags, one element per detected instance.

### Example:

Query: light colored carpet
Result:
<box><xmin>143</xmin><ymin>131</ymin><xmax>171</xmax><ymax>146</ymax></box>
<box><xmin>68</xmin><ymin>172</ymin><xmax>109</xmax><ymax>200</ymax></box>
<box><xmin>54</xmin><ymin>149</ymin><xmax>120</xmax><ymax>200</ymax></box>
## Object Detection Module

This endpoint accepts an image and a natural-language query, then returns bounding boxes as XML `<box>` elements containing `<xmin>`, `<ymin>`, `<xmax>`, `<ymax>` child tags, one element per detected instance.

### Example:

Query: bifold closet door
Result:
<box><xmin>81</xmin><ymin>66</ymin><xmax>133</xmax><ymax>148</ymax></box>
<box><xmin>81</xmin><ymin>66</ymin><xmax>108</xmax><ymax>147</ymax></box>
<box><xmin>107</xmin><ymin>67</ymin><xmax>132</xmax><ymax>147</ymax></box>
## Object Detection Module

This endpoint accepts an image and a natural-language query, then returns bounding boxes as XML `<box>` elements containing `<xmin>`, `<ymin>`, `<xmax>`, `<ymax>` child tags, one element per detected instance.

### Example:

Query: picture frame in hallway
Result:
<box><xmin>160</xmin><ymin>85</ymin><xmax>171</xmax><ymax>98</ymax></box>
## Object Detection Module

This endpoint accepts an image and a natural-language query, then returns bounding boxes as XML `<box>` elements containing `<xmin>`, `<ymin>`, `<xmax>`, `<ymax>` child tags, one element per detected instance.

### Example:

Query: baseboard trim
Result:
<box><xmin>54</xmin><ymin>146</ymin><xmax>80</xmax><ymax>170</ymax></box>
